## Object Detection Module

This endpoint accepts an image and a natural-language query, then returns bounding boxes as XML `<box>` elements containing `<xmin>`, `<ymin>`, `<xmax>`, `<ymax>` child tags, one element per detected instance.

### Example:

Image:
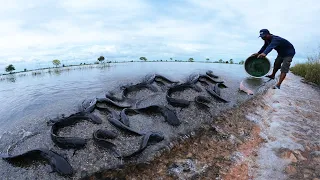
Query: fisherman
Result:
<box><xmin>251</xmin><ymin>29</ymin><xmax>295</xmax><ymax>89</ymax></box>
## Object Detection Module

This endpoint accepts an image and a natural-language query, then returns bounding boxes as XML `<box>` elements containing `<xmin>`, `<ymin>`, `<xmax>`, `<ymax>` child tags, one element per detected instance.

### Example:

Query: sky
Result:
<box><xmin>0</xmin><ymin>0</ymin><xmax>320</xmax><ymax>68</ymax></box>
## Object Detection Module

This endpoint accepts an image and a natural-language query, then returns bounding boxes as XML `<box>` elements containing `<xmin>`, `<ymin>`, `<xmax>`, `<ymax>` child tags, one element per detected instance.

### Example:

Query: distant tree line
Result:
<box><xmin>3</xmin><ymin>56</ymin><xmax>247</xmax><ymax>75</ymax></box>
<box><xmin>5</xmin><ymin>64</ymin><xmax>15</xmax><ymax>73</ymax></box>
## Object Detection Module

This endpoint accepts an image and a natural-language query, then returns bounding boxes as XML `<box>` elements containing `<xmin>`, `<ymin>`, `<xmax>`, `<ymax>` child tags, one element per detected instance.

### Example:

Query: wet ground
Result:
<box><xmin>247</xmin><ymin>73</ymin><xmax>320</xmax><ymax>180</ymax></box>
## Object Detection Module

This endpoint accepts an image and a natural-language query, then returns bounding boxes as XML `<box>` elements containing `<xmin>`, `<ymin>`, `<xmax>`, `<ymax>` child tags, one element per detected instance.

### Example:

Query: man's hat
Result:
<box><xmin>259</xmin><ymin>29</ymin><xmax>270</xmax><ymax>37</ymax></box>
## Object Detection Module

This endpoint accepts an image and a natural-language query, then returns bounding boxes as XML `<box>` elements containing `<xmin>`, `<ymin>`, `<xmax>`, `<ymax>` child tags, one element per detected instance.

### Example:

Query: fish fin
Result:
<box><xmin>72</xmin><ymin>150</ymin><xmax>78</xmax><ymax>157</ymax></box>
<box><xmin>218</xmin><ymin>83</ymin><xmax>228</xmax><ymax>88</ymax></box>
<box><xmin>191</xmin><ymin>84</ymin><xmax>202</xmax><ymax>92</ymax></box>
<box><xmin>147</xmin><ymin>84</ymin><xmax>158</xmax><ymax>92</ymax></box>
<box><xmin>113</xmin><ymin>150</ymin><xmax>122</xmax><ymax>158</ymax></box>
<box><xmin>47</xmin><ymin>165</ymin><xmax>56</xmax><ymax>174</ymax></box>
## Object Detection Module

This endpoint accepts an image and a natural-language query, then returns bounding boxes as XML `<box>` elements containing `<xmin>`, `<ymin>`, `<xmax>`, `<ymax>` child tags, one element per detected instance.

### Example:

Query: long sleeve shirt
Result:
<box><xmin>258</xmin><ymin>35</ymin><xmax>295</xmax><ymax>57</ymax></box>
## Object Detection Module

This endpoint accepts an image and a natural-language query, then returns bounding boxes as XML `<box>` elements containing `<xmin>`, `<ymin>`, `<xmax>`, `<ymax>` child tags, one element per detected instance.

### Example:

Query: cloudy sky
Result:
<box><xmin>0</xmin><ymin>0</ymin><xmax>319</xmax><ymax>66</ymax></box>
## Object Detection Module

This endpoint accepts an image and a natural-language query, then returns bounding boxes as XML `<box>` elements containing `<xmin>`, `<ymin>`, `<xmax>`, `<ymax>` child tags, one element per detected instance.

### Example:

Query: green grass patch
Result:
<box><xmin>290</xmin><ymin>61</ymin><xmax>320</xmax><ymax>85</ymax></box>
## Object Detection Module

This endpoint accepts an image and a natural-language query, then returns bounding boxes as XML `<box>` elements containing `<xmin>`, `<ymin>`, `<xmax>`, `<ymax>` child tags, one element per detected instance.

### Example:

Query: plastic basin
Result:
<box><xmin>244</xmin><ymin>56</ymin><xmax>271</xmax><ymax>78</ymax></box>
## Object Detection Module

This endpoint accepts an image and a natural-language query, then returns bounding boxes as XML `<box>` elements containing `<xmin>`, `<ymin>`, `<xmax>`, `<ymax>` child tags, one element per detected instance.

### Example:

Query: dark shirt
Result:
<box><xmin>258</xmin><ymin>35</ymin><xmax>295</xmax><ymax>57</ymax></box>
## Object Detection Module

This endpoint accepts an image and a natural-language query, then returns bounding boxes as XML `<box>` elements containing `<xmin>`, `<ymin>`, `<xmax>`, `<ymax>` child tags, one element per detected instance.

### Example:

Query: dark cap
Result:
<box><xmin>259</xmin><ymin>29</ymin><xmax>270</xmax><ymax>37</ymax></box>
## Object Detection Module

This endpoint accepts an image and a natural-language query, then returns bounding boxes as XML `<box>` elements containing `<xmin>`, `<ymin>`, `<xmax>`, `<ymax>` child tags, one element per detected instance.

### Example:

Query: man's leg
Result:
<box><xmin>267</xmin><ymin>67</ymin><xmax>279</xmax><ymax>79</ymax></box>
<box><xmin>276</xmin><ymin>72</ymin><xmax>286</xmax><ymax>86</ymax></box>
<box><xmin>266</xmin><ymin>56</ymin><xmax>282</xmax><ymax>79</ymax></box>
<box><xmin>274</xmin><ymin>57</ymin><xmax>293</xmax><ymax>88</ymax></box>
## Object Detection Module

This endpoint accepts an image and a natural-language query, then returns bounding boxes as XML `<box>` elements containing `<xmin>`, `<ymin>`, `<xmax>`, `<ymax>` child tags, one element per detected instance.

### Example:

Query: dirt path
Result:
<box><xmin>240</xmin><ymin>73</ymin><xmax>320</xmax><ymax>180</ymax></box>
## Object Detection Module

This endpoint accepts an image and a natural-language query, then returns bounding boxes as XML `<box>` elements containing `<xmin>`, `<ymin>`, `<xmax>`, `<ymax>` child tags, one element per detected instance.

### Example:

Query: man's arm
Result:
<box><xmin>263</xmin><ymin>37</ymin><xmax>281</xmax><ymax>55</ymax></box>
<box><xmin>258</xmin><ymin>41</ymin><xmax>268</xmax><ymax>54</ymax></box>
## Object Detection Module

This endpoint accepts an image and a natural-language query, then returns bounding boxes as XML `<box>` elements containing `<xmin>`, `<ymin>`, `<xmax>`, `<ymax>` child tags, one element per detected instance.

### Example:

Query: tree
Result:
<box><xmin>239</xmin><ymin>60</ymin><xmax>245</xmax><ymax>65</ymax></box>
<box><xmin>140</xmin><ymin>57</ymin><xmax>147</xmax><ymax>61</ymax></box>
<box><xmin>218</xmin><ymin>59</ymin><xmax>223</xmax><ymax>63</ymax></box>
<box><xmin>98</xmin><ymin>56</ymin><xmax>105</xmax><ymax>63</ymax></box>
<box><xmin>230</xmin><ymin>59</ymin><xmax>234</xmax><ymax>64</ymax></box>
<box><xmin>206</xmin><ymin>58</ymin><xmax>210</xmax><ymax>62</ymax></box>
<box><xmin>188</xmin><ymin>58</ymin><xmax>194</xmax><ymax>62</ymax></box>
<box><xmin>5</xmin><ymin>64</ymin><xmax>15</xmax><ymax>73</ymax></box>
<box><xmin>170</xmin><ymin>58</ymin><xmax>173</xmax><ymax>61</ymax></box>
<box><xmin>52</xmin><ymin>59</ymin><xmax>61</xmax><ymax>67</ymax></box>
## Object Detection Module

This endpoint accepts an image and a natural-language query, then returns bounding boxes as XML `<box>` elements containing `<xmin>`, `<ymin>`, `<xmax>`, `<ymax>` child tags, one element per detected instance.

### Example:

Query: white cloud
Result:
<box><xmin>0</xmin><ymin>0</ymin><xmax>319</xmax><ymax>68</ymax></box>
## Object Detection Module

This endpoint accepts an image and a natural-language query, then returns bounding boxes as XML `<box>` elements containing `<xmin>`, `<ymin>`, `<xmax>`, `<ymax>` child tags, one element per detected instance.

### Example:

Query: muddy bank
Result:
<box><xmin>0</xmin><ymin>67</ymin><xmax>274</xmax><ymax>180</ymax></box>
<box><xmin>87</xmin><ymin>93</ymin><xmax>267</xmax><ymax>180</ymax></box>
<box><xmin>81</xmin><ymin>73</ymin><xmax>320</xmax><ymax>180</ymax></box>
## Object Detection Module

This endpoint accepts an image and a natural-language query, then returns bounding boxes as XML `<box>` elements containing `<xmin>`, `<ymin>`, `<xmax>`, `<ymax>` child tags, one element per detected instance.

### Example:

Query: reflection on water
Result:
<box><xmin>53</xmin><ymin>69</ymin><xmax>61</xmax><ymax>76</ymax></box>
<box><xmin>6</xmin><ymin>74</ymin><xmax>17</xmax><ymax>83</ymax></box>
<box><xmin>242</xmin><ymin>77</ymin><xmax>273</xmax><ymax>91</ymax></box>
<box><xmin>0</xmin><ymin>62</ymin><xmax>252</xmax><ymax>135</ymax></box>
<box><xmin>243</xmin><ymin>77</ymin><xmax>265</xmax><ymax>86</ymax></box>
<box><xmin>1</xmin><ymin>64</ymin><xmax>113</xmax><ymax>84</ymax></box>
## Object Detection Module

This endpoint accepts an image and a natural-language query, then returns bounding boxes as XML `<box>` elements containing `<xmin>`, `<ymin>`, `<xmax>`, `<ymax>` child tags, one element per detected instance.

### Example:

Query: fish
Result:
<box><xmin>239</xmin><ymin>80</ymin><xmax>254</xmax><ymax>95</ymax></box>
<box><xmin>135</xmin><ymin>105</ymin><xmax>181</xmax><ymax>126</ymax></box>
<box><xmin>213</xmin><ymin>83</ymin><xmax>221</xmax><ymax>96</ymax></box>
<box><xmin>119</xmin><ymin>108</ymin><xmax>139</xmax><ymax>127</ymax></box>
<box><xmin>166</xmin><ymin>95</ymin><xmax>190</xmax><ymax>108</ymax></box>
<box><xmin>123</xmin><ymin>132</ymin><xmax>164</xmax><ymax>159</ymax></box>
<box><xmin>82</xmin><ymin>98</ymin><xmax>97</xmax><ymax>113</ymax></box>
<box><xmin>51</xmin><ymin>123</ymin><xmax>87</xmax><ymax>149</ymax></box>
<box><xmin>199</xmin><ymin>75</ymin><xmax>224</xmax><ymax>84</ymax></box>
<box><xmin>92</xmin><ymin>130</ymin><xmax>120</xmax><ymax>157</ymax></box>
<box><xmin>105</xmin><ymin>91</ymin><xmax>125</xmax><ymax>102</ymax></box>
<box><xmin>194</xmin><ymin>96</ymin><xmax>211</xmax><ymax>109</ymax></box>
<box><xmin>154</xmin><ymin>74</ymin><xmax>179</xmax><ymax>84</ymax></box>
<box><xmin>0</xmin><ymin>148</ymin><xmax>73</xmax><ymax>176</ymax></box>
<box><xmin>108</xmin><ymin>118</ymin><xmax>142</xmax><ymax>136</ymax></box>
<box><xmin>96</xmin><ymin>97</ymin><xmax>132</xmax><ymax>108</ymax></box>
<box><xmin>206</xmin><ymin>70</ymin><xmax>219</xmax><ymax>78</ymax></box>
<box><xmin>186</xmin><ymin>74</ymin><xmax>200</xmax><ymax>84</ymax></box>
<box><xmin>206</xmin><ymin>85</ymin><xmax>230</xmax><ymax>103</ymax></box>
<box><xmin>93</xmin><ymin>129</ymin><xmax>118</xmax><ymax>139</ymax></box>
<box><xmin>166</xmin><ymin>83</ymin><xmax>202</xmax><ymax>107</ymax></box>
<box><xmin>84</xmin><ymin>113</ymin><xmax>103</xmax><ymax>124</ymax></box>
<box><xmin>122</xmin><ymin>83</ymin><xmax>158</xmax><ymax>98</ymax></box>
<box><xmin>195</xmin><ymin>95</ymin><xmax>211</xmax><ymax>104</ymax></box>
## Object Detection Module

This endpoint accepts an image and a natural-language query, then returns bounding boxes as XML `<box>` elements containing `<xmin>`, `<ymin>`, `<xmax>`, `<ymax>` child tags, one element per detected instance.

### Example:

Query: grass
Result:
<box><xmin>290</xmin><ymin>53</ymin><xmax>320</xmax><ymax>85</ymax></box>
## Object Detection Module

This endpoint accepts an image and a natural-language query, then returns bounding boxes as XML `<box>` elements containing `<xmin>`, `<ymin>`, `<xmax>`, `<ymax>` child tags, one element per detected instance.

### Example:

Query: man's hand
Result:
<box><xmin>257</xmin><ymin>53</ymin><xmax>266</xmax><ymax>58</ymax></box>
<box><xmin>250</xmin><ymin>53</ymin><xmax>259</xmax><ymax>57</ymax></box>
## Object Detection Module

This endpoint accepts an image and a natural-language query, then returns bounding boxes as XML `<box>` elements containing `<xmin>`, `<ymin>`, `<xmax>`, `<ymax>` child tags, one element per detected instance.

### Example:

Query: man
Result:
<box><xmin>252</xmin><ymin>29</ymin><xmax>295</xmax><ymax>89</ymax></box>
